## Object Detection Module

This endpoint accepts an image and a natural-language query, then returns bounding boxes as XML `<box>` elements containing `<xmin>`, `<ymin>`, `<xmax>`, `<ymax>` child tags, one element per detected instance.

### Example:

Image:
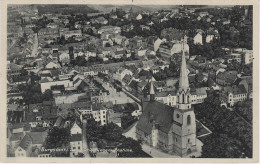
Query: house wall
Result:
<box><xmin>40</xmin><ymin>80</ymin><xmax>73</xmax><ymax>93</ymax></box>
<box><xmin>70</xmin><ymin>141</ymin><xmax>83</xmax><ymax>157</ymax></box>
<box><xmin>71</xmin><ymin>124</ymin><xmax>82</xmax><ymax>135</ymax></box>
<box><xmin>15</xmin><ymin>145</ymin><xmax>32</xmax><ymax>157</ymax></box>
<box><xmin>54</xmin><ymin>93</ymin><xmax>86</xmax><ymax>105</ymax></box>
<box><xmin>194</xmin><ymin>34</ymin><xmax>203</xmax><ymax>45</ymax></box>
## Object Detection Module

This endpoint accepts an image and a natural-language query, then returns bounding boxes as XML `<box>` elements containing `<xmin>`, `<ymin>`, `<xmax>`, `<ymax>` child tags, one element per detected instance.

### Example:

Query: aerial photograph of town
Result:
<box><xmin>6</xmin><ymin>4</ymin><xmax>253</xmax><ymax>159</ymax></box>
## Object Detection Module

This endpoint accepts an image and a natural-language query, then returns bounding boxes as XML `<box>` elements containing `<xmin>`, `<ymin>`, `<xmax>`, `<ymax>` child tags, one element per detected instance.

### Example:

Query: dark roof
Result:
<box><xmin>72</xmin><ymin>102</ymin><xmax>92</xmax><ymax>109</ymax></box>
<box><xmin>50</xmin><ymin>85</ymin><xmax>65</xmax><ymax>91</ymax></box>
<box><xmin>23</xmin><ymin>123</ymin><xmax>31</xmax><ymax>131</ymax></box>
<box><xmin>7</xmin><ymin>111</ymin><xmax>24</xmax><ymax>123</ymax></box>
<box><xmin>10</xmin><ymin>132</ymin><xmax>24</xmax><ymax>141</ymax></box>
<box><xmin>161</xmin><ymin>28</ymin><xmax>187</xmax><ymax>41</ymax></box>
<box><xmin>155</xmin><ymin>91</ymin><xmax>176</xmax><ymax>97</ymax></box>
<box><xmin>122</xmin><ymin>74</ymin><xmax>132</xmax><ymax>84</ymax></box>
<box><xmin>28</xmin><ymin>131</ymin><xmax>48</xmax><ymax>145</ymax></box>
<box><xmin>224</xmin><ymin>84</ymin><xmax>247</xmax><ymax>95</ymax></box>
<box><xmin>136</xmin><ymin>101</ymin><xmax>176</xmax><ymax>134</ymax></box>
<box><xmin>10</xmin><ymin>76</ymin><xmax>30</xmax><ymax>83</ymax></box>
<box><xmin>70</xmin><ymin>134</ymin><xmax>82</xmax><ymax>142</ymax></box>
<box><xmin>217</xmin><ymin>71</ymin><xmax>238</xmax><ymax>84</ymax></box>
<box><xmin>129</xmin><ymin>80</ymin><xmax>138</xmax><ymax>89</ymax></box>
<box><xmin>18</xmin><ymin>134</ymin><xmax>33</xmax><ymax>151</ymax></box>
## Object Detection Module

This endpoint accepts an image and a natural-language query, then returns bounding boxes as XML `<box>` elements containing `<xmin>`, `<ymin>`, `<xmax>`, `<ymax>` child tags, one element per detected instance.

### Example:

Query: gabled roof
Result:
<box><xmin>137</xmin><ymin>81</ymin><xmax>148</xmax><ymax>88</ymax></box>
<box><xmin>28</xmin><ymin>131</ymin><xmax>48</xmax><ymax>145</ymax></box>
<box><xmin>18</xmin><ymin>134</ymin><xmax>33</xmax><ymax>151</ymax></box>
<box><xmin>70</xmin><ymin>119</ymin><xmax>82</xmax><ymax>130</ymax></box>
<box><xmin>122</xmin><ymin>74</ymin><xmax>132</xmax><ymax>84</ymax></box>
<box><xmin>224</xmin><ymin>84</ymin><xmax>247</xmax><ymax>95</ymax></box>
<box><xmin>40</xmin><ymin>77</ymin><xmax>53</xmax><ymax>83</ymax></box>
<box><xmin>155</xmin><ymin>91</ymin><xmax>176</xmax><ymax>97</ymax></box>
<box><xmin>10</xmin><ymin>132</ymin><xmax>24</xmax><ymax>141</ymax></box>
<box><xmin>11</xmin><ymin>76</ymin><xmax>30</xmax><ymax>83</ymax></box>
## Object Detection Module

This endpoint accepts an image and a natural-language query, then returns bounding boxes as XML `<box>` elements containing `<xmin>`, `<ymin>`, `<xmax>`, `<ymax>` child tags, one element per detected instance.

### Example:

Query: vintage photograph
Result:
<box><xmin>5</xmin><ymin>2</ymin><xmax>256</xmax><ymax>160</ymax></box>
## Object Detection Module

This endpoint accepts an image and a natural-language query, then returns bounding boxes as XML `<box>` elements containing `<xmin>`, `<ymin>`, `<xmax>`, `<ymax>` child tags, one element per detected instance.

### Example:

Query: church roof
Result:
<box><xmin>136</xmin><ymin>101</ymin><xmax>176</xmax><ymax>134</ymax></box>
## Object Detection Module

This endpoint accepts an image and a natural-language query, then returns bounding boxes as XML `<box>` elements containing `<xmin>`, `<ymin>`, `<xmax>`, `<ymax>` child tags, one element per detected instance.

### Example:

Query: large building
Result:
<box><xmin>136</xmin><ymin>43</ymin><xmax>197</xmax><ymax>157</ymax></box>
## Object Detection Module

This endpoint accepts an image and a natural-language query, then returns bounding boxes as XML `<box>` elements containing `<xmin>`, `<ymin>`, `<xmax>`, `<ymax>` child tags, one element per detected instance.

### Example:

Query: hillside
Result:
<box><xmin>37</xmin><ymin>5</ymin><xmax>99</xmax><ymax>15</ymax></box>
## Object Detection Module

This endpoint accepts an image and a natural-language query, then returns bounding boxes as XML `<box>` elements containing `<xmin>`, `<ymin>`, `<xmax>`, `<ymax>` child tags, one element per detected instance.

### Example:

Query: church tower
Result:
<box><xmin>172</xmin><ymin>41</ymin><xmax>197</xmax><ymax>157</ymax></box>
<box><xmin>150</xmin><ymin>81</ymin><xmax>155</xmax><ymax>101</ymax></box>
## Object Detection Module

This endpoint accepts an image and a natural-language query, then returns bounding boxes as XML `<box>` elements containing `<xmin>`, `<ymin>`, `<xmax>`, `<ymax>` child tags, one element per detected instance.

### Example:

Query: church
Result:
<box><xmin>136</xmin><ymin>43</ymin><xmax>197</xmax><ymax>157</ymax></box>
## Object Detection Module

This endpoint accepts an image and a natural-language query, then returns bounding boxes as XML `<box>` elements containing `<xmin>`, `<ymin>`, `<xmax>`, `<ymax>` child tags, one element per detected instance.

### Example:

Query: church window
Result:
<box><xmin>182</xmin><ymin>94</ymin><xmax>185</xmax><ymax>103</ymax></box>
<box><xmin>175</xmin><ymin>138</ymin><xmax>178</xmax><ymax>142</ymax></box>
<box><xmin>187</xmin><ymin>115</ymin><xmax>191</xmax><ymax>125</ymax></box>
<box><xmin>176</xmin><ymin>114</ymin><xmax>180</xmax><ymax>118</ymax></box>
<box><xmin>188</xmin><ymin>139</ymin><xmax>190</xmax><ymax>143</ymax></box>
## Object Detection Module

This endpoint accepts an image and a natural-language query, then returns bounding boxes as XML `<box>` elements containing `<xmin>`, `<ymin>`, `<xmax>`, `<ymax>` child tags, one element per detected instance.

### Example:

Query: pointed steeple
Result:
<box><xmin>129</xmin><ymin>7</ymin><xmax>133</xmax><ymax>13</ymax></box>
<box><xmin>150</xmin><ymin>80</ymin><xmax>155</xmax><ymax>101</ymax></box>
<box><xmin>179</xmin><ymin>41</ymin><xmax>189</xmax><ymax>90</ymax></box>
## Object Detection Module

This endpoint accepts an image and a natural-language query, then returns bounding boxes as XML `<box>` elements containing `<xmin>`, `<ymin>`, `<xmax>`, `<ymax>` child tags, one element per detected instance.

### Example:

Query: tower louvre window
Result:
<box><xmin>187</xmin><ymin>115</ymin><xmax>191</xmax><ymax>125</ymax></box>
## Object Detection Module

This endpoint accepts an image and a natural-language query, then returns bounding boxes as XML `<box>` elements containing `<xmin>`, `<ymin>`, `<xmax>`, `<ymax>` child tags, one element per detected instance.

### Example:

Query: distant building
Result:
<box><xmin>70</xmin><ymin>134</ymin><xmax>83</xmax><ymax>157</ymax></box>
<box><xmin>37</xmin><ymin>28</ymin><xmax>59</xmax><ymax>38</ymax></box>
<box><xmin>63</xmin><ymin>30</ymin><xmax>82</xmax><ymax>40</ymax></box>
<box><xmin>15</xmin><ymin>134</ymin><xmax>32</xmax><ymax>157</ymax></box>
<box><xmin>193</xmin><ymin>32</ymin><xmax>203</xmax><ymax>45</ymax></box>
<box><xmin>7</xmin><ymin>63</ymin><xmax>23</xmax><ymax>77</ymax></box>
<box><xmin>220</xmin><ymin>84</ymin><xmax>248</xmax><ymax>107</ymax></box>
<box><xmin>158</xmin><ymin>41</ymin><xmax>189</xmax><ymax>60</ymax></box>
<box><xmin>98</xmin><ymin>26</ymin><xmax>121</xmax><ymax>34</ymax></box>
<box><xmin>216</xmin><ymin>71</ymin><xmax>238</xmax><ymax>86</ymax></box>
<box><xmin>113</xmin><ymin>68</ymin><xmax>133</xmax><ymax>81</ymax></box>
<box><xmin>90</xmin><ymin>17</ymin><xmax>108</xmax><ymax>25</ymax></box>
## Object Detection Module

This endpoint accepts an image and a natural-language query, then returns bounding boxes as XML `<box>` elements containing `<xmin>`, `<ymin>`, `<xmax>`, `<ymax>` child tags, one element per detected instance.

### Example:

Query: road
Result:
<box><xmin>82</xmin><ymin>119</ymin><xmax>90</xmax><ymax>157</ymax></box>
<box><xmin>31</xmin><ymin>33</ymin><xmax>38</xmax><ymax>57</ymax></box>
<box><xmin>94</xmin><ymin>77</ymin><xmax>135</xmax><ymax>105</ymax></box>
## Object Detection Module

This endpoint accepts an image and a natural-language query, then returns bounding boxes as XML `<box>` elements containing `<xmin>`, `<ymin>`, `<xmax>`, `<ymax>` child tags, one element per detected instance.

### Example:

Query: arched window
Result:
<box><xmin>187</xmin><ymin>115</ymin><xmax>191</xmax><ymax>125</ymax></box>
<box><xmin>182</xmin><ymin>94</ymin><xmax>185</xmax><ymax>104</ymax></box>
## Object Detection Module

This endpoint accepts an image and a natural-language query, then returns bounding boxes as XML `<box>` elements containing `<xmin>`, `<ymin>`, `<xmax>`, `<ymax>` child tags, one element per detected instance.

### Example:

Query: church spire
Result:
<box><xmin>179</xmin><ymin>41</ymin><xmax>189</xmax><ymax>90</ymax></box>
<box><xmin>150</xmin><ymin>80</ymin><xmax>155</xmax><ymax>101</ymax></box>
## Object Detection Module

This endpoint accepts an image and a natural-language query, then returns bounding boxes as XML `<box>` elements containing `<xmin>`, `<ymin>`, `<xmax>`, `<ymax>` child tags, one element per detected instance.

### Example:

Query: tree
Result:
<box><xmin>43</xmin><ymin>89</ymin><xmax>54</xmax><ymax>101</ymax></box>
<box><xmin>18</xmin><ymin>83</ymin><xmax>44</xmax><ymax>105</ymax></box>
<box><xmin>74</xmin><ymin>56</ymin><xmax>86</xmax><ymax>66</ymax></box>
<box><xmin>194</xmin><ymin>91</ymin><xmax>252</xmax><ymax>158</ymax></box>
<box><xmin>44</xmin><ymin>127</ymin><xmax>71</xmax><ymax>149</ymax></box>
<box><xmin>117</xmin><ymin>137</ymin><xmax>150</xmax><ymax>157</ymax></box>
<box><xmin>20</xmin><ymin>68</ymin><xmax>28</xmax><ymax>76</ymax></box>
<box><xmin>201</xmin><ymin>133</ymin><xmax>243</xmax><ymax>158</ymax></box>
